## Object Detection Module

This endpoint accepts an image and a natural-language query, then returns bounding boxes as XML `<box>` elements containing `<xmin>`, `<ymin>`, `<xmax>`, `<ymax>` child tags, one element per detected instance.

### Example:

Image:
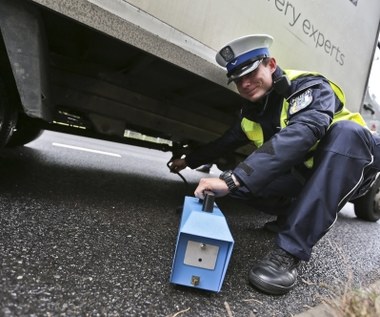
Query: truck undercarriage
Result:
<box><xmin>0</xmin><ymin>0</ymin><xmax>247</xmax><ymax>164</ymax></box>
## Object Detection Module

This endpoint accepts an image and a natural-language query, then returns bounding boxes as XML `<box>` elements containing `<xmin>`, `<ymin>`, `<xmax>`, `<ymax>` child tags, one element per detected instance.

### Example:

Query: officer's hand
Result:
<box><xmin>194</xmin><ymin>178</ymin><xmax>229</xmax><ymax>199</ymax></box>
<box><xmin>168</xmin><ymin>158</ymin><xmax>187</xmax><ymax>173</ymax></box>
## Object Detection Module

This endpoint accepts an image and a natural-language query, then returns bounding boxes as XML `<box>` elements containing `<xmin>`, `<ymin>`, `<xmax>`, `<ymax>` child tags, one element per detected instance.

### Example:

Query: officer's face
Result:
<box><xmin>235</xmin><ymin>58</ymin><xmax>276</xmax><ymax>102</ymax></box>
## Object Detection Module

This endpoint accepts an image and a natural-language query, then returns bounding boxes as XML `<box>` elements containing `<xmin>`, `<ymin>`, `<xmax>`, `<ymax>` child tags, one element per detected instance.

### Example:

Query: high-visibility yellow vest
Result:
<box><xmin>241</xmin><ymin>70</ymin><xmax>367</xmax><ymax>167</ymax></box>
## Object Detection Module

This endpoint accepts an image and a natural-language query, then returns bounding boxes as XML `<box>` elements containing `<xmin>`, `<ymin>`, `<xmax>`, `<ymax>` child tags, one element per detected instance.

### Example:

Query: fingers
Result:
<box><xmin>194</xmin><ymin>178</ymin><xmax>211</xmax><ymax>199</ymax></box>
<box><xmin>194</xmin><ymin>188</ymin><xmax>205</xmax><ymax>200</ymax></box>
<box><xmin>170</xmin><ymin>164</ymin><xmax>182</xmax><ymax>173</ymax></box>
<box><xmin>194</xmin><ymin>178</ymin><xmax>230</xmax><ymax>199</ymax></box>
<box><xmin>168</xmin><ymin>159</ymin><xmax>187</xmax><ymax>173</ymax></box>
<box><xmin>168</xmin><ymin>160</ymin><xmax>181</xmax><ymax>173</ymax></box>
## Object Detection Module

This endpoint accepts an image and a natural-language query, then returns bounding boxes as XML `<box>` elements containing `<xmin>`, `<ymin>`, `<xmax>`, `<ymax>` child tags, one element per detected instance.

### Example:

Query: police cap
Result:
<box><xmin>216</xmin><ymin>34</ymin><xmax>273</xmax><ymax>83</ymax></box>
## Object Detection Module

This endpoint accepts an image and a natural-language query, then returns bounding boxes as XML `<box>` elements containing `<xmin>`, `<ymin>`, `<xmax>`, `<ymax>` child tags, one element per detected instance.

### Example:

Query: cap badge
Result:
<box><xmin>220</xmin><ymin>46</ymin><xmax>235</xmax><ymax>62</ymax></box>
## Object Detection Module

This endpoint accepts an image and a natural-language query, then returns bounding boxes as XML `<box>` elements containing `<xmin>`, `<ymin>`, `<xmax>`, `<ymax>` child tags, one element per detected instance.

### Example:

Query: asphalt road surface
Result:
<box><xmin>1</xmin><ymin>130</ymin><xmax>380</xmax><ymax>317</ymax></box>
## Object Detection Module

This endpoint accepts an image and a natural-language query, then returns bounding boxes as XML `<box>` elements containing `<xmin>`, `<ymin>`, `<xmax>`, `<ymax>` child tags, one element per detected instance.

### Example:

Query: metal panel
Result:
<box><xmin>184</xmin><ymin>241</ymin><xmax>219</xmax><ymax>270</ymax></box>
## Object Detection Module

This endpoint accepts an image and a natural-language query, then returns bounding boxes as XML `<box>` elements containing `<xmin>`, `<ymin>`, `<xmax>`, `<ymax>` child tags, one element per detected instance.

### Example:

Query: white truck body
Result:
<box><xmin>34</xmin><ymin>0</ymin><xmax>379</xmax><ymax>110</ymax></box>
<box><xmin>0</xmin><ymin>0</ymin><xmax>379</xmax><ymax>160</ymax></box>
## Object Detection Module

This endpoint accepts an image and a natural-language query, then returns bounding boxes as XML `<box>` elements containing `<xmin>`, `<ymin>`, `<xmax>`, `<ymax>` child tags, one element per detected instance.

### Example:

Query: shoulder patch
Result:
<box><xmin>289</xmin><ymin>89</ymin><xmax>313</xmax><ymax>115</ymax></box>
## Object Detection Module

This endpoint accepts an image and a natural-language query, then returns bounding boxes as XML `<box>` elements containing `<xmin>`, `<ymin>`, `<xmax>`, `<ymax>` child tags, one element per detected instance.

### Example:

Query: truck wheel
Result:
<box><xmin>353</xmin><ymin>177</ymin><xmax>380</xmax><ymax>222</ymax></box>
<box><xmin>0</xmin><ymin>78</ymin><xmax>17</xmax><ymax>148</ymax></box>
<box><xmin>6</xmin><ymin>114</ymin><xmax>43</xmax><ymax>147</ymax></box>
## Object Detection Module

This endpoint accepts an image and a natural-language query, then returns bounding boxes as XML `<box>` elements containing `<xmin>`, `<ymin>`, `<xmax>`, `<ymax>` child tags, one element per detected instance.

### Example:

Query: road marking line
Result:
<box><xmin>52</xmin><ymin>142</ymin><xmax>122</xmax><ymax>157</ymax></box>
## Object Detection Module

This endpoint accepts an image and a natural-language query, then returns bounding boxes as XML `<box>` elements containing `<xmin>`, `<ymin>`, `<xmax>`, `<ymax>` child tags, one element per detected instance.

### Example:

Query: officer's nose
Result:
<box><xmin>239</xmin><ymin>74</ymin><xmax>251</xmax><ymax>88</ymax></box>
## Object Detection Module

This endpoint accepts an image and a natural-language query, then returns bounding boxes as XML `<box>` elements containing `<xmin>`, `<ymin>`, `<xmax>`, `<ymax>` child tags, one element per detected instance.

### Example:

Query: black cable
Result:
<box><xmin>166</xmin><ymin>161</ymin><xmax>189</xmax><ymax>188</ymax></box>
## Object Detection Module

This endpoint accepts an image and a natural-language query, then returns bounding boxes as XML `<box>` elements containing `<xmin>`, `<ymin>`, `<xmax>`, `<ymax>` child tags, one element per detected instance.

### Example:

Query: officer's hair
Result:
<box><xmin>262</xmin><ymin>57</ymin><xmax>270</xmax><ymax>66</ymax></box>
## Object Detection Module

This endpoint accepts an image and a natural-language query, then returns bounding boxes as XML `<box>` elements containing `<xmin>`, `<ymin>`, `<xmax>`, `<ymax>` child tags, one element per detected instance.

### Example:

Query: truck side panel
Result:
<box><xmin>121</xmin><ymin>0</ymin><xmax>380</xmax><ymax>111</ymax></box>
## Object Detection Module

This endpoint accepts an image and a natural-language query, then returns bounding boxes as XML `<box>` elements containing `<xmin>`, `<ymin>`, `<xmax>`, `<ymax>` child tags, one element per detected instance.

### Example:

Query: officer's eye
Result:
<box><xmin>234</xmin><ymin>69</ymin><xmax>258</xmax><ymax>85</ymax></box>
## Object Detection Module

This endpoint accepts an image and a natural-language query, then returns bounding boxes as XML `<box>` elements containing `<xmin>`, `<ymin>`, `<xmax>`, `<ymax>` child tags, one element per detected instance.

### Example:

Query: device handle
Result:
<box><xmin>201</xmin><ymin>191</ymin><xmax>215</xmax><ymax>212</ymax></box>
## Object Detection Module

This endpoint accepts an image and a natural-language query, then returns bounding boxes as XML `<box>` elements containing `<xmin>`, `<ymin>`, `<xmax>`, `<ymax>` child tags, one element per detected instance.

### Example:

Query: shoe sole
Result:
<box><xmin>249</xmin><ymin>273</ymin><xmax>296</xmax><ymax>295</ymax></box>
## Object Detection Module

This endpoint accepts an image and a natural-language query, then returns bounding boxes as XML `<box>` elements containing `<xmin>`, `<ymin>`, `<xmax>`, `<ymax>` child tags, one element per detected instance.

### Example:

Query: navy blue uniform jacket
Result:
<box><xmin>185</xmin><ymin>67</ymin><xmax>344</xmax><ymax>194</ymax></box>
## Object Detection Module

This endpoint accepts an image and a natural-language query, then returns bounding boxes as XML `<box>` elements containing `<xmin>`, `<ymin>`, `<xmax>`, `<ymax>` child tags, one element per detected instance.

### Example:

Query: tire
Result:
<box><xmin>353</xmin><ymin>177</ymin><xmax>380</xmax><ymax>222</ymax></box>
<box><xmin>6</xmin><ymin>114</ymin><xmax>43</xmax><ymax>147</ymax></box>
<box><xmin>0</xmin><ymin>77</ymin><xmax>17</xmax><ymax>148</ymax></box>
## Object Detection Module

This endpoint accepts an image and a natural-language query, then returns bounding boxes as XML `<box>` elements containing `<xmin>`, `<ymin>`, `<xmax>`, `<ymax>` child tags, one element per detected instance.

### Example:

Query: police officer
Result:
<box><xmin>169</xmin><ymin>34</ymin><xmax>380</xmax><ymax>295</ymax></box>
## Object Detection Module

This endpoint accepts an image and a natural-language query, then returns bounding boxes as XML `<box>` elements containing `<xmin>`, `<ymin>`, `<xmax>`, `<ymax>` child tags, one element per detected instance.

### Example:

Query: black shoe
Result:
<box><xmin>263</xmin><ymin>216</ymin><xmax>286</xmax><ymax>233</ymax></box>
<box><xmin>249</xmin><ymin>247</ymin><xmax>300</xmax><ymax>295</ymax></box>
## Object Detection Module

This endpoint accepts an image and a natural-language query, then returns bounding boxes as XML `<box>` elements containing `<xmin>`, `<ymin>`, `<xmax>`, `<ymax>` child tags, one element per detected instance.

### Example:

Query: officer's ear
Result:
<box><xmin>267</xmin><ymin>58</ymin><xmax>290</xmax><ymax>96</ymax></box>
<box><xmin>267</xmin><ymin>57</ymin><xmax>277</xmax><ymax>74</ymax></box>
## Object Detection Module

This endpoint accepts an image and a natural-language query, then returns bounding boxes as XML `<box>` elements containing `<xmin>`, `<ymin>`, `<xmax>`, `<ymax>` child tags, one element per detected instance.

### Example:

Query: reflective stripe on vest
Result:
<box><xmin>241</xmin><ymin>70</ymin><xmax>367</xmax><ymax>167</ymax></box>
